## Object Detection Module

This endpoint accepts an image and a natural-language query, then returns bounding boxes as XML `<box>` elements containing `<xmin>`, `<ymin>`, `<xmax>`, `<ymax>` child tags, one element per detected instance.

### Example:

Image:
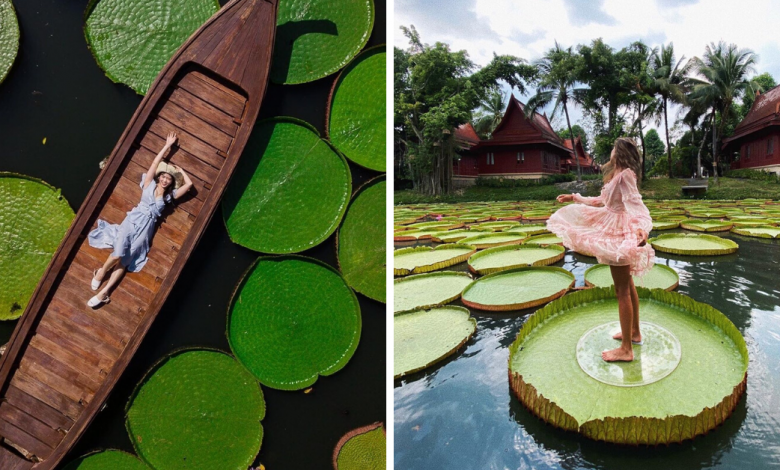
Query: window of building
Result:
<box><xmin>746</xmin><ymin>144</ymin><xmax>751</xmax><ymax>160</ymax></box>
<box><xmin>768</xmin><ymin>137</ymin><xmax>774</xmax><ymax>156</ymax></box>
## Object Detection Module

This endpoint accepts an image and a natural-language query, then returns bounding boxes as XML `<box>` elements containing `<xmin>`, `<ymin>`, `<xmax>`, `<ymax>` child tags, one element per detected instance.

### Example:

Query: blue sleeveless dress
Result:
<box><xmin>88</xmin><ymin>174</ymin><xmax>176</xmax><ymax>272</ymax></box>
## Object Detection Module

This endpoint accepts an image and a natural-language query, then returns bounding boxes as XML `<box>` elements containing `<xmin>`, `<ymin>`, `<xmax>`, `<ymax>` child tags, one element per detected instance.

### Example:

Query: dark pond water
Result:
<box><xmin>394</xmin><ymin>228</ymin><xmax>780</xmax><ymax>470</ymax></box>
<box><xmin>0</xmin><ymin>1</ymin><xmax>386</xmax><ymax>468</ymax></box>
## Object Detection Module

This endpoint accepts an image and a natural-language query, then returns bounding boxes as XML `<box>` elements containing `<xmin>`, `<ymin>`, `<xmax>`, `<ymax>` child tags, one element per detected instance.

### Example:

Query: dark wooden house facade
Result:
<box><xmin>723</xmin><ymin>86</ymin><xmax>780</xmax><ymax>175</ymax></box>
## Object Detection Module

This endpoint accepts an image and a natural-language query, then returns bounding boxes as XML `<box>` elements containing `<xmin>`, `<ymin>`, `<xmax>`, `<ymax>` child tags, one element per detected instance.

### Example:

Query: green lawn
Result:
<box><xmin>395</xmin><ymin>177</ymin><xmax>780</xmax><ymax>204</ymax></box>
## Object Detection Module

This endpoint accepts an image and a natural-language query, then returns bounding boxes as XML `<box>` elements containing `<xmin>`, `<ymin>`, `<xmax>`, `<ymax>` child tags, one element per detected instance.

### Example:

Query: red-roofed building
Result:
<box><xmin>722</xmin><ymin>86</ymin><xmax>780</xmax><ymax>175</ymax></box>
<box><xmin>561</xmin><ymin>137</ymin><xmax>597</xmax><ymax>174</ymax></box>
<box><xmin>452</xmin><ymin>95</ymin><xmax>596</xmax><ymax>185</ymax></box>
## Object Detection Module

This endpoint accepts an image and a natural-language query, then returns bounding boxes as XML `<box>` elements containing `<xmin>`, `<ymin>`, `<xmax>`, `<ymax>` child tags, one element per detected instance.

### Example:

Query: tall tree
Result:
<box><xmin>472</xmin><ymin>86</ymin><xmax>506</xmax><ymax>139</ymax></box>
<box><xmin>737</xmin><ymin>72</ymin><xmax>776</xmax><ymax>120</ymax></box>
<box><xmin>394</xmin><ymin>26</ymin><xmax>536</xmax><ymax>195</ymax></box>
<box><xmin>643</xmin><ymin>129</ymin><xmax>665</xmax><ymax>170</ymax></box>
<box><xmin>690</xmin><ymin>41</ymin><xmax>759</xmax><ymax>181</ymax></box>
<box><xmin>621</xmin><ymin>41</ymin><xmax>661</xmax><ymax>181</ymax></box>
<box><xmin>526</xmin><ymin>42</ymin><xmax>589</xmax><ymax>182</ymax></box>
<box><xmin>649</xmin><ymin>43</ymin><xmax>694</xmax><ymax>178</ymax></box>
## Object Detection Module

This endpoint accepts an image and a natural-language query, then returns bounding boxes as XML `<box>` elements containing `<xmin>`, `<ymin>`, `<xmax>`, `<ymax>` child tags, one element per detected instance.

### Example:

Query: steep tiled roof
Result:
<box><xmin>454</xmin><ymin>122</ymin><xmax>480</xmax><ymax>146</ymax></box>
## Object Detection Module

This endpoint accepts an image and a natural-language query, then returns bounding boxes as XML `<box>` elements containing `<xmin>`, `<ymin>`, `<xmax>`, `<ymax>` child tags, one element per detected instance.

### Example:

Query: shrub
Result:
<box><xmin>475</xmin><ymin>173</ymin><xmax>574</xmax><ymax>188</ymax></box>
<box><xmin>724</xmin><ymin>168</ymin><xmax>779</xmax><ymax>183</ymax></box>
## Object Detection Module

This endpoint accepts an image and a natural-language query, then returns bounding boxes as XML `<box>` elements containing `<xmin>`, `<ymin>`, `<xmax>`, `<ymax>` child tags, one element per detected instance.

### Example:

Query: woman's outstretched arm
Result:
<box><xmin>571</xmin><ymin>193</ymin><xmax>604</xmax><ymax>206</ymax></box>
<box><xmin>173</xmin><ymin>167</ymin><xmax>193</xmax><ymax>200</ymax></box>
<box><xmin>143</xmin><ymin>132</ymin><xmax>177</xmax><ymax>188</ymax></box>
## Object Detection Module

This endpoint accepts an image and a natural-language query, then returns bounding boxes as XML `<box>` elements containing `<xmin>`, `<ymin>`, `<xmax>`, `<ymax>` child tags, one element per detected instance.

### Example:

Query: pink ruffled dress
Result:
<box><xmin>547</xmin><ymin>168</ymin><xmax>655</xmax><ymax>277</ymax></box>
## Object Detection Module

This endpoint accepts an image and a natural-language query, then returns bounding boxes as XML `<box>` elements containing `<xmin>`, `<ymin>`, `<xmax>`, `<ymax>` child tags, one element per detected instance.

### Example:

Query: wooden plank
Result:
<box><xmin>0</xmin><ymin>402</ymin><xmax>62</xmax><ymax>449</ymax></box>
<box><xmin>9</xmin><ymin>371</ymin><xmax>83</xmax><ymax>421</ymax></box>
<box><xmin>71</xmin><ymin>248</ymin><xmax>156</xmax><ymax>302</ymax></box>
<box><xmin>178</xmin><ymin>73</ymin><xmax>244</xmax><ymax>118</ymax></box>
<box><xmin>23</xmin><ymin>348</ymin><xmax>100</xmax><ymax>395</ymax></box>
<box><xmin>4</xmin><ymin>386</ymin><xmax>73</xmax><ymax>433</ymax></box>
<box><xmin>58</xmin><ymin>268</ymin><xmax>143</xmax><ymax>322</ymax></box>
<box><xmin>0</xmin><ymin>442</ymin><xmax>33</xmax><ymax>470</ymax></box>
<box><xmin>38</xmin><ymin>308</ymin><xmax>121</xmax><ymax>364</ymax></box>
<box><xmin>28</xmin><ymin>335</ymin><xmax>101</xmax><ymax>387</ymax></box>
<box><xmin>144</xmin><ymin>121</ymin><xmax>224</xmax><ymax>176</ymax></box>
<box><xmin>157</xmin><ymin>101</ymin><xmax>233</xmax><ymax>152</ymax></box>
<box><xmin>19</xmin><ymin>356</ymin><xmax>93</xmax><ymax>406</ymax></box>
<box><xmin>169</xmin><ymin>87</ymin><xmax>239</xmax><ymax>136</ymax></box>
<box><xmin>0</xmin><ymin>416</ymin><xmax>53</xmax><ymax>460</ymax></box>
<box><xmin>43</xmin><ymin>297</ymin><xmax>126</xmax><ymax>353</ymax></box>
<box><xmin>77</xmin><ymin>227</ymin><xmax>171</xmax><ymax>283</ymax></box>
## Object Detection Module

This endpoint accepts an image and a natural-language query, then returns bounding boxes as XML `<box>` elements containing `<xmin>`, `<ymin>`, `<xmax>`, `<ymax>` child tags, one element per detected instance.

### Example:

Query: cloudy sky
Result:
<box><xmin>395</xmin><ymin>0</ymin><xmax>780</xmax><ymax>137</ymax></box>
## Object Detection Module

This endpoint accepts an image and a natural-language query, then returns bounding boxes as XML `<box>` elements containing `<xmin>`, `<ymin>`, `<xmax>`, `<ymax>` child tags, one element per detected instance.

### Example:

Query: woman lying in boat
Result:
<box><xmin>86</xmin><ymin>132</ymin><xmax>193</xmax><ymax>307</ymax></box>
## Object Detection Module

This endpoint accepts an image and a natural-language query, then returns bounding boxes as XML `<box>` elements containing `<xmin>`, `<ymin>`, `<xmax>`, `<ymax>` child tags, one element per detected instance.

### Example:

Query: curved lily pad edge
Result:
<box><xmin>331</xmin><ymin>421</ymin><xmax>385</xmax><ymax>470</ymax></box>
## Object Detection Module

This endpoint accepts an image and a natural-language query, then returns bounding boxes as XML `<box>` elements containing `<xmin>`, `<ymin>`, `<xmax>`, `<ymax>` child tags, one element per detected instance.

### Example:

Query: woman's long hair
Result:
<box><xmin>602</xmin><ymin>137</ymin><xmax>642</xmax><ymax>183</ymax></box>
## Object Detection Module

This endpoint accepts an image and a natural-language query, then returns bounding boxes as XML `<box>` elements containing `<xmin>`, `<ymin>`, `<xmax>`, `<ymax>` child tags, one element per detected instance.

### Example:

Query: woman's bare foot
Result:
<box><xmin>612</xmin><ymin>331</ymin><xmax>642</xmax><ymax>343</ymax></box>
<box><xmin>602</xmin><ymin>347</ymin><xmax>634</xmax><ymax>362</ymax></box>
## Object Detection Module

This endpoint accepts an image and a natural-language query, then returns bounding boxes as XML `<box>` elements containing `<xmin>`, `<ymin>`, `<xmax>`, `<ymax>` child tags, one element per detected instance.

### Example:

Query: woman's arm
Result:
<box><xmin>571</xmin><ymin>193</ymin><xmax>604</xmax><ymax>207</ymax></box>
<box><xmin>143</xmin><ymin>132</ymin><xmax>177</xmax><ymax>188</ymax></box>
<box><xmin>173</xmin><ymin>166</ymin><xmax>193</xmax><ymax>200</ymax></box>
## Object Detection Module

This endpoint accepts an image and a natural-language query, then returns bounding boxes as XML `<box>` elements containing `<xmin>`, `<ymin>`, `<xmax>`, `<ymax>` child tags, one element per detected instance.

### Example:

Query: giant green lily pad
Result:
<box><xmin>328</xmin><ymin>45</ymin><xmax>385</xmax><ymax>171</ymax></box>
<box><xmin>649</xmin><ymin>233</ymin><xmax>738</xmax><ymax>256</ymax></box>
<box><xmin>337</xmin><ymin>177</ymin><xmax>385</xmax><ymax>302</ymax></box>
<box><xmin>652</xmin><ymin>220</ymin><xmax>680</xmax><ymax>231</ymax></box>
<box><xmin>394</xmin><ymin>271</ymin><xmax>473</xmax><ymax>314</ymax></box>
<box><xmin>467</xmin><ymin>244</ymin><xmax>565</xmax><ymax>275</ymax></box>
<box><xmin>126</xmin><ymin>349</ymin><xmax>265</xmax><ymax>470</ymax></box>
<box><xmin>0</xmin><ymin>0</ymin><xmax>19</xmax><ymax>85</ymax></box>
<box><xmin>63</xmin><ymin>450</ymin><xmax>150</xmax><ymax>470</ymax></box>
<box><xmin>584</xmin><ymin>263</ymin><xmax>679</xmax><ymax>291</ymax></box>
<box><xmin>687</xmin><ymin>210</ymin><xmax>727</xmax><ymax>218</ymax></box>
<box><xmin>457</xmin><ymin>232</ymin><xmax>528</xmax><ymax>249</ymax></box>
<box><xmin>509</xmin><ymin>287</ymin><xmax>748</xmax><ymax>444</ymax></box>
<box><xmin>524</xmin><ymin>234</ymin><xmax>563</xmax><ymax>246</ymax></box>
<box><xmin>461</xmin><ymin>266</ymin><xmax>574</xmax><ymax>311</ymax></box>
<box><xmin>730</xmin><ymin>226</ymin><xmax>780</xmax><ymax>238</ymax></box>
<box><xmin>272</xmin><ymin>0</ymin><xmax>374</xmax><ymax>85</ymax></box>
<box><xmin>228</xmin><ymin>256</ymin><xmax>361</xmax><ymax>390</ymax></box>
<box><xmin>506</xmin><ymin>224</ymin><xmax>549</xmax><ymax>236</ymax></box>
<box><xmin>223</xmin><ymin>118</ymin><xmax>351</xmax><ymax>254</ymax></box>
<box><xmin>333</xmin><ymin>422</ymin><xmax>386</xmax><ymax>470</ymax></box>
<box><xmin>394</xmin><ymin>306</ymin><xmax>476</xmax><ymax>378</ymax></box>
<box><xmin>84</xmin><ymin>0</ymin><xmax>219</xmax><ymax>95</ymax></box>
<box><xmin>394</xmin><ymin>244</ymin><xmax>476</xmax><ymax>276</ymax></box>
<box><xmin>0</xmin><ymin>174</ymin><xmax>74</xmax><ymax>320</ymax></box>
<box><xmin>680</xmin><ymin>219</ymin><xmax>733</xmax><ymax>232</ymax></box>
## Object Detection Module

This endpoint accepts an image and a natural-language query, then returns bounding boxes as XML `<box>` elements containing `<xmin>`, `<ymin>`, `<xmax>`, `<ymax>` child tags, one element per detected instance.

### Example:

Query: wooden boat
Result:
<box><xmin>0</xmin><ymin>0</ymin><xmax>277</xmax><ymax>467</ymax></box>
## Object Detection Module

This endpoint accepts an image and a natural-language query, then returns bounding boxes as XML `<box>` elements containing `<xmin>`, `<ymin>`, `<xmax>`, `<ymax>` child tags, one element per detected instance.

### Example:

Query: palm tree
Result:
<box><xmin>623</xmin><ymin>41</ymin><xmax>662</xmax><ymax>181</ymax></box>
<box><xmin>473</xmin><ymin>86</ymin><xmax>506</xmax><ymax>139</ymax></box>
<box><xmin>689</xmin><ymin>42</ymin><xmax>759</xmax><ymax>181</ymax></box>
<box><xmin>649</xmin><ymin>43</ymin><xmax>694</xmax><ymax>178</ymax></box>
<box><xmin>525</xmin><ymin>42</ymin><xmax>588</xmax><ymax>182</ymax></box>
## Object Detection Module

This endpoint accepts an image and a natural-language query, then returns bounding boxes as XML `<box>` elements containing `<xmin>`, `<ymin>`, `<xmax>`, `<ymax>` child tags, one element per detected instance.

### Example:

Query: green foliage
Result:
<box><xmin>63</xmin><ymin>450</ymin><xmax>150</xmax><ymax>470</ymax></box>
<box><xmin>557</xmin><ymin>124</ymin><xmax>589</xmax><ymax>151</ymax></box>
<box><xmin>724</xmin><ymin>168</ymin><xmax>780</xmax><ymax>182</ymax></box>
<box><xmin>643</xmin><ymin>129</ymin><xmax>666</xmax><ymax>166</ymax></box>
<box><xmin>737</xmin><ymin>72</ymin><xmax>776</xmax><ymax>119</ymax></box>
<box><xmin>472</xmin><ymin>85</ymin><xmax>507</xmax><ymax>139</ymax></box>
<box><xmin>395</xmin><ymin>25</ymin><xmax>536</xmax><ymax>195</ymax></box>
<box><xmin>475</xmin><ymin>173</ymin><xmax>574</xmax><ymax>188</ymax></box>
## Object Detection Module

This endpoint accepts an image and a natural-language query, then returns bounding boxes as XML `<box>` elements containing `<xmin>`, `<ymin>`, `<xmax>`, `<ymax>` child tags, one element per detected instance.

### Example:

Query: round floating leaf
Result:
<box><xmin>394</xmin><ymin>306</ymin><xmax>476</xmax><ymax>378</ymax></box>
<box><xmin>649</xmin><ymin>233</ymin><xmax>738</xmax><ymax>256</ymax></box>
<box><xmin>328</xmin><ymin>46</ymin><xmax>385</xmax><ymax>171</ymax></box>
<box><xmin>730</xmin><ymin>225</ymin><xmax>780</xmax><ymax>238</ymax></box>
<box><xmin>394</xmin><ymin>271</ymin><xmax>473</xmax><ymax>314</ymax></box>
<box><xmin>394</xmin><ymin>244</ymin><xmax>476</xmax><ymax>276</ymax></box>
<box><xmin>508</xmin><ymin>287</ymin><xmax>748</xmax><ymax>444</ymax></box>
<box><xmin>461</xmin><ymin>266</ymin><xmax>574</xmax><ymax>311</ymax></box>
<box><xmin>63</xmin><ymin>450</ymin><xmax>150</xmax><ymax>470</ymax></box>
<box><xmin>584</xmin><ymin>263</ymin><xmax>679</xmax><ymax>291</ymax></box>
<box><xmin>271</xmin><ymin>0</ymin><xmax>374</xmax><ymax>85</ymax></box>
<box><xmin>84</xmin><ymin>0</ymin><xmax>219</xmax><ymax>95</ymax></box>
<box><xmin>456</xmin><ymin>232</ymin><xmax>527</xmax><ymax>249</ymax></box>
<box><xmin>680</xmin><ymin>220</ymin><xmax>733</xmax><ymax>232</ymax></box>
<box><xmin>0</xmin><ymin>174</ymin><xmax>74</xmax><ymax>320</ymax></box>
<box><xmin>333</xmin><ymin>422</ymin><xmax>386</xmax><ymax>470</ymax></box>
<box><xmin>467</xmin><ymin>244</ymin><xmax>565</xmax><ymax>275</ymax></box>
<box><xmin>228</xmin><ymin>256</ymin><xmax>361</xmax><ymax>390</ymax></box>
<box><xmin>126</xmin><ymin>350</ymin><xmax>265</xmax><ymax>470</ymax></box>
<box><xmin>430</xmin><ymin>228</ymin><xmax>490</xmax><ymax>243</ymax></box>
<box><xmin>0</xmin><ymin>0</ymin><xmax>19</xmax><ymax>85</ymax></box>
<box><xmin>524</xmin><ymin>233</ymin><xmax>563</xmax><ymax>246</ymax></box>
<box><xmin>652</xmin><ymin>220</ymin><xmax>680</xmax><ymax>230</ymax></box>
<box><xmin>223</xmin><ymin>118</ymin><xmax>351</xmax><ymax>254</ymax></box>
<box><xmin>337</xmin><ymin>177</ymin><xmax>385</xmax><ymax>302</ymax></box>
<box><xmin>506</xmin><ymin>224</ymin><xmax>549</xmax><ymax>236</ymax></box>
<box><xmin>687</xmin><ymin>210</ymin><xmax>727</xmax><ymax>218</ymax></box>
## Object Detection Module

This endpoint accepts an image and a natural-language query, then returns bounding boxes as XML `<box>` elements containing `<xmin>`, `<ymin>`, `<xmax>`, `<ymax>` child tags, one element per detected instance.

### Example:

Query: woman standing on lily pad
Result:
<box><xmin>86</xmin><ymin>132</ymin><xmax>193</xmax><ymax>308</ymax></box>
<box><xmin>547</xmin><ymin>137</ymin><xmax>655</xmax><ymax>362</ymax></box>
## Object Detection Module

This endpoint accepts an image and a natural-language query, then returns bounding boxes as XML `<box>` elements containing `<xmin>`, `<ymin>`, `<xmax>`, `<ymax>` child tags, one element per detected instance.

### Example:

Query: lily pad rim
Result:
<box><xmin>461</xmin><ymin>265</ymin><xmax>574</xmax><ymax>311</ymax></box>
<box><xmin>62</xmin><ymin>449</ymin><xmax>150</xmax><ymax>470</ymax></box>
<box><xmin>583</xmin><ymin>263</ymin><xmax>679</xmax><ymax>291</ymax></box>
<box><xmin>331</xmin><ymin>421</ymin><xmax>385</xmax><ymax>470</ymax></box>
<box><xmin>467</xmin><ymin>244</ymin><xmax>566</xmax><ymax>275</ymax></box>
<box><xmin>0</xmin><ymin>0</ymin><xmax>20</xmax><ymax>85</ymax></box>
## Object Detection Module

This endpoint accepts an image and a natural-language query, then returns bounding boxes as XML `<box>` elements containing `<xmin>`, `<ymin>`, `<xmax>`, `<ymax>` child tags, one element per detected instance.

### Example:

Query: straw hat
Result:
<box><xmin>155</xmin><ymin>162</ymin><xmax>184</xmax><ymax>189</ymax></box>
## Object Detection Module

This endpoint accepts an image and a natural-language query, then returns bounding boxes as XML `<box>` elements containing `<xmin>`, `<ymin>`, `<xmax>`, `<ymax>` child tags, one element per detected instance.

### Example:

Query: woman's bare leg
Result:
<box><xmin>602</xmin><ymin>265</ymin><xmax>635</xmax><ymax>362</ymax></box>
<box><xmin>95</xmin><ymin>254</ymin><xmax>121</xmax><ymax>283</ymax></box>
<box><xmin>96</xmin><ymin>265</ymin><xmax>125</xmax><ymax>301</ymax></box>
<box><xmin>612</xmin><ymin>276</ymin><xmax>641</xmax><ymax>343</ymax></box>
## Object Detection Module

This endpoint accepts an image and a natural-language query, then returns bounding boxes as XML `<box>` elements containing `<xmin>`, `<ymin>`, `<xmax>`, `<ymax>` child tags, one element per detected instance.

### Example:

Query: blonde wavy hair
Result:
<box><xmin>602</xmin><ymin>137</ymin><xmax>642</xmax><ymax>184</ymax></box>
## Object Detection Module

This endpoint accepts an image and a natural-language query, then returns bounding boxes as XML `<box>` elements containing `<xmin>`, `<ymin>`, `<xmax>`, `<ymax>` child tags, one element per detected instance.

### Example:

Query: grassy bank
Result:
<box><xmin>395</xmin><ymin>177</ymin><xmax>780</xmax><ymax>204</ymax></box>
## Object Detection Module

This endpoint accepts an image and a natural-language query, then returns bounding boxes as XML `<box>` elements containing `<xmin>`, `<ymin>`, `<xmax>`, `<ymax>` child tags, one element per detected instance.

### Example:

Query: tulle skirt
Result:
<box><xmin>547</xmin><ymin>204</ymin><xmax>655</xmax><ymax>278</ymax></box>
